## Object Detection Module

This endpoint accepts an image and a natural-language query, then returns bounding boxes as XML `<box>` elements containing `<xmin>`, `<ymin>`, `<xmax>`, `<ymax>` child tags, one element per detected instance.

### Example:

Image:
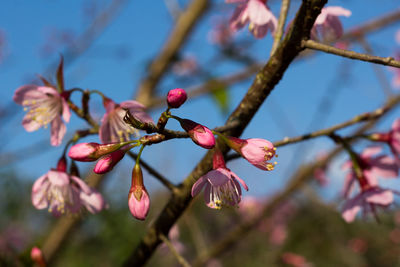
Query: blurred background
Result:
<box><xmin>1</xmin><ymin>0</ymin><xmax>400</xmax><ymax>266</ymax></box>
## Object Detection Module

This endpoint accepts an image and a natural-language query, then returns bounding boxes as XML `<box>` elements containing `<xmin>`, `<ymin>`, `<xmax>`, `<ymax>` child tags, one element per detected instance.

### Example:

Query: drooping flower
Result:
<box><xmin>13</xmin><ymin>85</ymin><xmax>71</xmax><ymax>146</ymax></box>
<box><xmin>192</xmin><ymin>150</ymin><xmax>248</xmax><ymax>209</ymax></box>
<box><xmin>371</xmin><ymin>119</ymin><xmax>400</xmax><ymax>164</ymax></box>
<box><xmin>167</xmin><ymin>88</ymin><xmax>187</xmax><ymax>108</ymax></box>
<box><xmin>311</xmin><ymin>6</ymin><xmax>351</xmax><ymax>41</ymax></box>
<box><xmin>31</xmin><ymin>246</ymin><xmax>46</xmax><ymax>267</ymax></box>
<box><xmin>342</xmin><ymin>186</ymin><xmax>394</xmax><ymax>223</ymax></box>
<box><xmin>128</xmin><ymin>163</ymin><xmax>150</xmax><ymax>220</ymax></box>
<box><xmin>341</xmin><ymin>146</ymin><xmax>398</xmax><ymax>197</ymax></box>
<box><xmin>224</xmin><ymin>136</ymin><xmax>277</xmax><ymax>171</ymax></box>
<box><xmin>32</xmin><ymin>159</ymin><xmax>106</xmax><ymax>216</ymax></box>
<box><xmin>228</xmin><ymin>0</ymin><xmax>277</xmax><ymax>39</ymax></box>
<box><xmin>100</xmin><ymin>98</ymin><xmax>153</xmax><ymax>143</ymax></box>
<box><xmin>179</xmin><ymin>119</ymin><xmax>215</xmax><ymax>149</ymax></box>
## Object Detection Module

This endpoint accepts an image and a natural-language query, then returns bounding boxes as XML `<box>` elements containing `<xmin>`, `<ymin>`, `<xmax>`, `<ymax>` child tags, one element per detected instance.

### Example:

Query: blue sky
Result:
<box><xmin>1</xmin><ymin>0</ymin><xmax>400</xmax><ymax>206</ymax></box>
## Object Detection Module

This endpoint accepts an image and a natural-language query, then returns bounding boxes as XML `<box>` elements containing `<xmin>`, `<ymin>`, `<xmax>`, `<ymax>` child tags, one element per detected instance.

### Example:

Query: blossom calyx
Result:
<box><xmin>128</xmin><ymin>163</ymin><xmax>150</xmax><ymax>220</ymax></box>
<box><xmin>167</xmin><ymin>88</ymin><xmax>187</xmax><ymax>108</ymax></box>
<box><xmin>179</xmin><ymin>119</ymin><xmax>215</xmax><ymax>149</ymax></box>
<box><xmin>68</xmin><ymin>142</ymin><xmax>127</xmax><ymax>162</ymax></box>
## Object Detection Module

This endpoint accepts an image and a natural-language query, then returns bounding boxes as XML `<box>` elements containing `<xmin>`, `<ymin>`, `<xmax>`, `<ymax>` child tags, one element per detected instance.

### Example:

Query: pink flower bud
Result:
<box><xmin>31</xmin><ymin>246</ymin><xmax>46</xmax><ymax>267</ymax></box>
<box><xmin>94</xmin><ymin>148</ymin><xmax>126</xmax><ymax>174</ymax></box>
<box><xmin>128</xmin><ymin>164</ymin><xmax>150</xmax><ymax>220</ymax></box>
<box><xmin>226</xmin><ymin>137</ymin><xmax>277</xmax><ymax>171</ymax></box>
<box><xmin>68</xmin><ymin>142</ymin><xmax>125</xmax><ymax>162</ymax></box>
<box><xmin>56</xmin><ymin>156</ymin><xmax>67</xmax><ymax>172</ymax></box>
<box><xmin>167</xmin><ymin>88</ymin><xmax>187</xmax><ymax>108</ymax></box>
<box><xmin>179</xmin><ymin>119</ymin><xmax>215</xmax><ymax>149</ymax></box>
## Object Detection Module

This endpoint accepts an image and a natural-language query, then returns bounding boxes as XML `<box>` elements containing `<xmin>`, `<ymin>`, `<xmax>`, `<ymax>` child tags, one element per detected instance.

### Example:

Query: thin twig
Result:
<box><xmin>302</xmin><ymin>39</ymin><xmax>400</xmax><ymax>68</ymax></box>
<box><xmin>270</xmin><ymin>0</ymin><xmax>290</xmax><ymax>56</ymax></box>
<box><xmin>159</xmin><ymin>233</ymin><xmax>192</xmax><ymax>267</ymax></box>
<box><xmin>128</xmin><ymin>151</ymin><xmax>177</xmax><ymax>191</ymax></box>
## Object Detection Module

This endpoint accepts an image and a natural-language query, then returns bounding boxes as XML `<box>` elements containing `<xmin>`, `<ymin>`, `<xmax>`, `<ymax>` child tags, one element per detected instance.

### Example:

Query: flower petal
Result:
<box><xmin>50</xmin><ymin>115</ymin><xmax>66</xmax><ymax>146</ymax></box>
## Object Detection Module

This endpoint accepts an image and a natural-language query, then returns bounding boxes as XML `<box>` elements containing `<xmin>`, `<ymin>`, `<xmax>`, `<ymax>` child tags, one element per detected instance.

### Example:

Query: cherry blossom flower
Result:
<box><xmin>128</xmin><ymin>163</ymin><xmax>150</xmax><ymax>220</ymax></box>
<box><xmin>192</xmin><ymin>150</ymin><xmax>248</xmax><ymax>209</ymax></box>
<box><xmin>342</xmin><ymin>186</ymin><xmax>394</xmax><ymax>223</ymax></box>
<box><xmin>32</xmin><ymin>163</ymin><xmax>106</xmax><ymax>216</ymax></box>
<box><xmin>224</xmin><ymin>136</ymin><xmax>277</xmax><ymax>171</ymax></box>
<box><xmin>171</xmin><ymin>55</ymin><xmax>197</xmax><ymax>76</ymax></box>
<box><xmin>341</xmin><ymin>146</ymin><xmax>398</xmax><ymax>197</ymax></box>
<box><xmin>281</xmin><ymin>252</ymin><xmax>312</xmax><ymax>267</ymax></box>
<box><xmin>372</xmin><ymin>119</ymin><xmax>400</xmax><ymax>164</ymax></box>
<box><xmin>311</xmin><ymin>6</ymin><xmax>351</xmax><ymax>41</ymax></box>
<box><xmin>208</xmin><ymin>17</ymin><xmax>234</xmax><ymax>46</ymax></box>
<box><xmin>227</xmin><ymin>0</ymin><xmax>277</xmax><ymax>39</ymax></box>
<box><xmin>179</xmin><ymin>119</ymin><xmax>215</xmax><ymax>149</ymax></box>
<box><xmin>167</xmin><ymin>88</ymin><xmax>187</xmax><ymax>108</ymax></box>
<box><xmin>100</xmin><ymin>98</ymin><xmax>153</xmax><ymax>143</ymax></box>
<box><xmin>31</xmin><ymin>246</ymin><xmax>46</xmax><ymax>267</ymax></box>
<box><xmin>13</xmin><ymin>85</ymin><xmax>71</xmax><ymax>146</ymax></box>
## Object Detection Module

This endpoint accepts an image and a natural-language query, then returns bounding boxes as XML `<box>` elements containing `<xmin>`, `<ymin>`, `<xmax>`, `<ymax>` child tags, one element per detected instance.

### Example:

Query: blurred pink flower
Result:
<box><xmin>281</xmin><ymin>252</ymin><xmax>312</xmax><ymax>267</ymax></box>
<box><xmin>32</xmin><ymin>167</ymin><xmax>106</xmax><ymax>216</ymax></box>
<box><xmin>225</xmin><ymin>137</ymin><xmax>277</xmax><ymax>171</ymax></box>
<box><xmin>347</xmin><ymin>238</ymin><xmax>368</xmax><ymax>254</ymax></box>
<box><xmin>192</xmin><ymin>150</ymin><xmax>248</xmax><ymax>209</ymax></box>
<box><xmin>31</xmin><ymin>246</ymin><xmax>46</xmax><ymax>267</ymax></box>
<box><xmin>128</xmin><ymin>164</ymin><xmax>150</xmax><ymax>220</ymax></box>
<box><xmin>372</xmin><ymin>118</ymin><xmax>400</xmax><ymax>164</ymax></box>
<box><xmin>13</xmin><ymin>85</ymin><xmax>71</xmax><ymax>146</ymax></box>
<box><xmin>311</xmin><ymin>6</ymin><xmax>351</xmax><ymax>41</ymax></box>
<box><xmin>341</xmin><ymin>146</ymin><xmax>398</xmax><ymax>197</ymax></box>
<box><xmin>208</xmin><ymin>18</ymin><xmax>234</xmax><ymax>45</ymax></box>
<box><xmin>172</xmin><ymin>55</ymin><xmax>198</xmax><ymax>76</ymax></box>
<box><xmin>342</xmin><ymin>186</ymin><xmax>394</xmax><ymax>223</ymax></box>
<box><xmin>100</xmin><ymin>98</ymin><xmax>153</xmax><ymax>143</ymax></box>
<box><xmin>179</xmin><ymin>119</ymin><xmax>215</xmax><ymax>149</ymax></box>
<box><xmin>159</xmin><ymin>225</ymin><xmax>185</xmax><ymax>254</ymax></box>
<box><xmin>228</xmin><ymin>0</ymin><xmax>277</xmax><ymax>39</ymax></box>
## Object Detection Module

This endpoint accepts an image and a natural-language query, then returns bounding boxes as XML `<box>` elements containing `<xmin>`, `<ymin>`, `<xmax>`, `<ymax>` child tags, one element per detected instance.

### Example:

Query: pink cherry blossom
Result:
<box><xmin>372</xmin><ymin>119</ymin><xmax>400</xmax><ymax>164</ymax></box>
<box><xmin>228</xmin><ymin>0</ymin><xmax>277</xmax><ymax>39</ymax></box>
<box><xmin>226</xmin><ymin>137</ymin><xmax>277</xmax><ymax>171</ymax></box>
<box><xmin>159</xmin><ymin>225</ymin><xmax>185</xmax><ymax>254</ymax></box>
<box><xmin>100</xmin><ymin>98</ymin><xmax>153</xmax><ymax>143</ymax></box>
<box><xmin>167</xmin><ymin>88</ymin><xmax>187</xmax><ymax>108</ymax></box>
<box><xmin>341</xmin><ymin>146</ymin><xmax>398</xmax><ymax>197</ymax></box>
<box><xmin>281</xmin><ymin>252</ymin><xmax>312</xmax><ymax>267</ymax></box>
<box><xmin>192</xmin><ymin>150</ymin><xmax>248</xmax><ymax>209</ymax></box>
<box><xmin>13</xmin><ymin>85</ymin><xmax>70</xmax><ymax>146</ymax></box>
<box><xmin>128</xmin><ymin>164</ymin><xmax>150</xmax><ymax>220</ymax></box>
<box><xmin>31</xmin><ymin>246</ymin><xmax>46</xmax><ymax>267</ymax></box>
<box><xmin>179</xmin><ymin>119</ymin><xmax>215</xmax><ymax>149</ymax></box>
<box><xmin>208</xmin><ymin>17</ymin><xmax>234</xmax><ymax>46</ymax></box>
<box><xmin>312</xmin><ymin>6</ymin><xmax>351</xmax><ymax>41</ymax></box>
<box><xmin>171</xmin><ymin>55</ymin><xmax>198</xmax><ymax>76</ymax></box>
<box><xmin>32</xmin><ymin>169</ymin><xmax>106</xmax><ymax>216</ymax></box>
<box><xmin>342</xmin><ymin>187</ymin><xmax>394</xmax><ymax>223</ymax></box>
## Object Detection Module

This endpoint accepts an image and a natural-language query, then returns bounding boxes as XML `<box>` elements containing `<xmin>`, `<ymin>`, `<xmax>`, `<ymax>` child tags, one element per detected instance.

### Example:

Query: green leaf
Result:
<box><xmin>208</xmin><ymin>80</ymin><xmax>230</xmax><ymax>114</ymax></box>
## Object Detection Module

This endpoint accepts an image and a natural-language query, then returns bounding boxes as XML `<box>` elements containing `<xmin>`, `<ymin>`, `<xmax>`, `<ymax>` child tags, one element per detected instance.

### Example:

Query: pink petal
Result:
<box><xmin>205</xmin><ymin>169</ymin><xmax>230</xmax><ymax>187</ymax></box>
<box><xmin>225</xmin><ymin>0</ymin><xmax>247</xmax><ymax>3</ymax></box>
<box><xmin>230</xmin><ymin>4</ymin><xmax>249</xmax><ymax>31</ymax></box>
<box><xmin>37</xmin><ymin>86</ymin><xmax>59</xmax><ymax>96</ymax></box>
<box><xmin>99</xmin><ymin>113</ymin><xmax>112</xmax><ymax>144</ymax></box>
<box><xmin>366</xmin><ymin>189</ymin><xmax>394</xmax><ymax>206</ymax></box>
<box><xmin>128</xmin><ymin>189</ymin><xmax>150</xmax><ymax>220</ymax></box>
<box><xmin>247</xmin><ymin>0</ymin><xmax>273</xmax><ymax>25</ymax></box>
<box><xmin>31</xmin><ymin>175</ymin><xmax>50</xmax><ymax>209</ymax></box>
<box><xmin>61</xmin><ymin>97</ymin><xmax>71</xmax><ymax>123</ymax></box>
<box><xmin>48</xmin><ymin>170</ymin><xmax>70</xmax><ymax>186</ymax></box>
<box><xmin>191</xmin><ymin>176</ymin><xmax>207</xmax><ymax>197</ymax></box>
<box><xmin>50</xmin><ymin>115</ymin><xmax>66</xmax><ymax>146</ymax></box>
<box><xmin>361</xmin><ymin>146</ymin><xmax>382</xmax><ymax>158</ymax></box>
<box><xmin>324</xmin><ymin>15</ymin><xmax>343</xmax><ymax>39</ymax></box>
<box><xmin>392</xmin><ymin>119</ymin><xmax>400</xmax><ymax>132</ymax></box>
<box><xmin>323</xmin><ymin>6</ymin><xmax>351</xmax><ymax>17</ymax></box>
<box><xmin>342</xmin><ymin>197</ymin><xmax>362</xmax><ymax>223</ymax></box>
<box><xmin>231</xmin><ymin>172</ymin><xmax>248</xmax><ymax>191</ymax></box>
<box><xmin>22</xmin><ymin>115</ymin><xmax>41</xmax><ymax>132</ymax></box>
<box><xmin>13</xmin><ymin>85</ymin><xmax>42</xmax><ymax>104</ymax></box>
<box><xmin>70</xmin><ymin>175</ymin><xmax>92</xmax><ymax>195</ymax></box>
<box><xmin>370</xmin><ymin>155</ymin><xmax>398</xmax><ymax>178</ymax></box>
<box><xmin>120</xmin><ymin>100</ymin><xmax>146</xmax><ymax>110</ymax></box>
<box><xmin>80</xmin><ymin>190</ymin><xmax>106</xmax><ymax>213</ymax></box>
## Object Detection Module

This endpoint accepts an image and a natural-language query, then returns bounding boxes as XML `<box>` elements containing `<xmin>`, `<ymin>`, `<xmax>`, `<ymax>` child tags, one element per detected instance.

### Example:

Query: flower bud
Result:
<box><xmin>68</xmin><ymin>142</ymin><xmax>125</xmax><ymax>162</ymax></box>
<box><xmin>31</xmin><ymin>246</ymin><xmax>46</xmax><ymax>267</ymax></box>
<box><xmin>179</xmin><ymin>119</ymin><xmax>215</xmax><ymax>149</ymax></box>
<box><xmin>225</xmin><ymin>137</ymin><xmax>277</xmax><ymax>171</ymax></box>
<box><xmin>167</xmin><ymin>88</ymin><xmax>187</xmax><ymax>108</ymax></box>
<box><xmin>128</xmin><ymin>164</ymin><xmax>150</xmax><ymax>220</ymax></box>
<box><xmin>56</xmin><ymin>156</ymin><xmax>67</xmax><ymax>172</ymax></box>
<box><xmin>94</xmin><ymin>148</ymin><xmax>127</xmax><ymax>174</ymax></box>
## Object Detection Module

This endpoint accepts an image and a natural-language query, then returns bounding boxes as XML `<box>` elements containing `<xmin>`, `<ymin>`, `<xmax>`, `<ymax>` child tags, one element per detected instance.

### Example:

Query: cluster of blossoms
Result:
<box><xmin>14</xmin><ymin>65</ymin><xmax>277</xmax><ymax>222</ymax></box>
<box><xmin>337</xmin><ymin>119</ymin><xmax>400</xmax><ymax>222</ymax></box>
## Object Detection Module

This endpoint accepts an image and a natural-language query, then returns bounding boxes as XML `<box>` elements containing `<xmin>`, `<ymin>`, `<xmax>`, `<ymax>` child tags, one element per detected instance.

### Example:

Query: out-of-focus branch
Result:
<box><xmin>159</xmin><ymin>233</ymin><xmax>191</xmax><ymax>267</ymax></box>
<box><xmin>122</xmin><ymin>1</ymin><xmax>328</xmax><ymax>266</ymax></box>
<box><xmin>302</xmin><ymin>39</ymin><xmax>400</xmax><ymax>68</ymax></box>
<box><xmin>135</xmin><ymin>0</ymin><xmax>210</xmax><ymax>106</ymax></box>
<box><xmin>270</xmin><ymin>0</ymin><xmax>290</xmax><ymax>56</ymax></box>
